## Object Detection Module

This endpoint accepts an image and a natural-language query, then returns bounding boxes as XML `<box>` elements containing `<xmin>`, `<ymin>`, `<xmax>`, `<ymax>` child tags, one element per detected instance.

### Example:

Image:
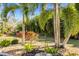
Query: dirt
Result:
<box><xmin>63</xmin><ymin>44</ymin><xmax>79</xmax><ymax>55</ymax></box>
<box><xmin>0</xmin><ymin>44</ymin><xmax>24</xmax><ymax>56</ymax></box>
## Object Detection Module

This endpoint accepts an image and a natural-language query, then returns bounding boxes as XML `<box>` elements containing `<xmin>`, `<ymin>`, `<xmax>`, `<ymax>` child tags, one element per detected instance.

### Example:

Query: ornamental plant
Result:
<box><xmin>24</xmin><ymin>43</ymin><xmax>35</xmax><ymax>52</ymax></box>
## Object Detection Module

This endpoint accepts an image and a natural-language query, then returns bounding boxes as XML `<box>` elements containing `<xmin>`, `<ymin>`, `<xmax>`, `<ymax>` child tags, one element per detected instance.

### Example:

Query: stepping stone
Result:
<box><xmin>0</xmin><ymin>52</ymin><xmax>13</xmax><ymax>56</ymax></box>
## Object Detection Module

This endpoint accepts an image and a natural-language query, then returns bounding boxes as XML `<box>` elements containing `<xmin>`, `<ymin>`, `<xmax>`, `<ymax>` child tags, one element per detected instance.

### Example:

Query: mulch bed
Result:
<box><xmin>22</xmin><ymin>49</ymin><xmax>44</xmax><ymax>56</ymax></box>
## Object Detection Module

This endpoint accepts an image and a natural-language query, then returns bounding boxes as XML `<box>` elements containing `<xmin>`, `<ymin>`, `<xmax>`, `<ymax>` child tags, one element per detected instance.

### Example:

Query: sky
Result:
<box><xmin>14</xmin><ymin>4</ymin><xmax>54</xmax><ymax>20</ymax></box>
<box><xmin>0</xmin><ymin>3</ymin><xmax>68</xmax><ymax>22</ymax></box>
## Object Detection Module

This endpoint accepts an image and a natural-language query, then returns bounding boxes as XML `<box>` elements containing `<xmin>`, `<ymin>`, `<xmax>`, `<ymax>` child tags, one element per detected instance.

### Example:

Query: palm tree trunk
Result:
<box><xmin>53</xmin><ymin>3</ymin><xmax>60</xmax><ymax>48</ymax></box>
<box><xmin>22</xmin><ymin>13</ymin><xmax>26</xmax><ymax>44</ymax></box>
<box><xmin>62</xmin><ymin>33</ymin><xmax>71</xmax><ymax>48</ymax></box>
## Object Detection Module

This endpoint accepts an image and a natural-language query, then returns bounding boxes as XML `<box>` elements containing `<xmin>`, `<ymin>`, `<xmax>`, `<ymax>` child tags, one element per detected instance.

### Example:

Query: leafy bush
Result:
<box><xmin>10</xmin><ymin>39</ymin><xmax>18</xmax><ymax>44</ymax></box>
<box><xmin>16</xmin><ymin>31</ymin><xmax>39</xmax><ymax>41</ymax></box>
<box><xmin>0</xmin><ymin>40</ymin><xmax>11</xmax><ymax>47</ymax></box>
<box><xmin>24</xmin><ymin>43</ymin><xmax>35</xmax><ymax>52</ymax></box>
<box><xmin>44</xmin><ymin>47</ymin><xmax>59</xmax><ymax>55</ymax></box>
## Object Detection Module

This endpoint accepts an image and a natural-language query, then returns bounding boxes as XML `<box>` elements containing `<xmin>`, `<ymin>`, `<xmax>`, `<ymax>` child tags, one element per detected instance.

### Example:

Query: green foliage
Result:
<box><xmin>15</xmin><ymin>10</ymin><xmax>53</xmax><ymax>36</ymax></box>
<box><xmin>24</xmin><ymin>43</ymin><xmax>35</xmax><ymax>52</ymax></box>
<box><xmin>0</xmin><ymin>22</ymin><xmax>13</xmax><ymax>34</ymax></box>
<box><xmin>10</xmin><ymin>39</ymin><xmax>18</xmax><ymax>44</ymax></box>
<box><xmin>16</xmin><ymin>23</ymin><xmax>22</xmax><ymax>31</ymax></box>
<box><xmin>0</xmin><ymin>3</ymin><xmax>54</xmax><ymax>37</ymax></box>
<box><xmin>44</xmin><ymin>47</ymin><xmax>58</xmax><ymax>55</ymax></box>
<box><xmin>5</xmin><ymin>38</ymin><xmax>18</xmax><ymax>44</ymax></box>
<box><xmin>61</xmin><ymin>4</ymin><xmax>79</xmax><ymax>38</ymax></box>
<box><xmin>38</xmin><ymin>10</ymin><xmax>53</xmax><ymax>30</ymax></box>
<box><xmin>44</xmin><ymin>19</ymin><xmax>54</xmax><ymax>36</ymax></box>
<box><xmin>0</xmin><ymin>40</ymin><xmax>11</xmax><ymax>47</ymax></box>
<box><xmin>0</xmin><ymin>38</ymin><xmax>18</xmax><ymax>47</ymax></box>
<box><xmin>75</xmin><ymin>3</ymin><xmax>79</xmax><ymax>12</ymax></box>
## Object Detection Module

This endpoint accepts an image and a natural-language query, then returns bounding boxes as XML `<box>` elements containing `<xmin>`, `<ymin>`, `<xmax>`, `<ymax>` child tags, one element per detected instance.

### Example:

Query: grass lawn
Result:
<box><xmin>68</xmin><ymin>39</ymin><xmax>79</xmax><ymax>47</ymax></box>
<box><xmin>38</xmin><ymin>36</ymin><xmax>54</xmax><ymax>43</ymax></box>
<box><xmin>0</xmin><ymin>35</ymin><xmax>79</xmax><ymax>47</ymax></box>
<box><xmin>38</xmin><ymin>36</ymin><xmax>79</xmax><ymax>47</ymax></box>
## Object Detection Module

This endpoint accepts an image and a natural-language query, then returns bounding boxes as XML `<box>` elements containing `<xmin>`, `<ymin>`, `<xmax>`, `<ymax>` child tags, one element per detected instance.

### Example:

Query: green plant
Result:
<box><xmin>44</xmin><ymin>47</ymin><xmax>58</xmax><ymax>55</ymax></box>
<box><xmin>0</xmin><ymin>40</ymin><xmax>11</xmax><ymax>47</ymax></box>
<box><xmin>61</xmin><ymin>4</ymin><xmax>79</xmax><ymax>46</ymax></box>
<box><xmin>24</xmin><ymin>43</ymin><xmax>35</xmax><ymax>52</ymax></box>
<box><xmin>10</xmin><ymin>39</ymin><xmax>18</xmax><ymax>44</ymax></box>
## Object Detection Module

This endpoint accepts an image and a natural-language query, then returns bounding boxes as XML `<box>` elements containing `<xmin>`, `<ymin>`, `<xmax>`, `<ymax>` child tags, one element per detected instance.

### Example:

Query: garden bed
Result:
<box><xmin>22</xmin><ymin>49</ymin><xmax>63</xmax><ymax>56</ymax></box>
<box><xmin>0</xmin><ymin>43</ymin><xmax>79</xmax><ymax>56</ymax></box>
<box><xmin>0</xmin><ymin>37</ymin><xmax>79</xmax><ymax>56</ymax></box>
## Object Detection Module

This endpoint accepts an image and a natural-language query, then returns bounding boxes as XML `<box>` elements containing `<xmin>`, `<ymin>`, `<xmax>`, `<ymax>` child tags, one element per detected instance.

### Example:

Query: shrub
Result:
<box><xmin>0</xmin><ymin>40</ymin><xmax>11</xmax><ymax>47</ymax></box>
<box><xmin>10</xmin><ymin>39</ymin><xmax>18</xmax><ymax>44</ymax></box>
<box><xmin>16</xmin><ymin>31</ymin><xmax>39</xmax><ymax>41</ymax></box>
<box><xmin>44</xmin><ymin>47</ymin><xmax>59</xmax><ymax>55</ymax></box>
<box><xmin>25</xmin><ymin>31</ymin><xmax>39</xmax><ymax>41</ymax></box>
<box><xmin>24</xmin><ymin>43</ymin><xmax>35</xmax><ymax>52</ymax></box>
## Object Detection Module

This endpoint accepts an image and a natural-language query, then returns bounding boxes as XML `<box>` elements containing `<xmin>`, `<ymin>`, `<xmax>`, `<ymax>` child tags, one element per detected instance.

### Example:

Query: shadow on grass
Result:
<box><xmin>37</xmin><ymin>36</ymin><xmax>54</xmax><ymax>43</ymax></box>
<box><xmin>68</xmin><ymin>39</ymin><xmax>79</xmax><ymax>47</ymax></box>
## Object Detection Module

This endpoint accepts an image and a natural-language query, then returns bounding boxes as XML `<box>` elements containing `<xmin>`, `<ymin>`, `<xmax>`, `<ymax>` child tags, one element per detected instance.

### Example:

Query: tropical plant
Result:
<box><xmin>0</xmin><ymin>3</ymin><xmax>39</xmax><ymax>43</ymax></box>
<box><xmin>0</xmin><ymin>40</ymin><xmax>11</xmax><ymax>47</ymax></box>
<box><xmin>44</xmin><ymin>47</ymin><xmax>59</xmax><ymax>55</ymax></box>
<box><xmin>24</xmin><ymin>43</ymin><xmax>35</xmax><ymax>52</ymax></box>
<box><xmin>0</xmin><ymin>3</ymin><xmax>18</xmax><ymax>34</ymax></box>
<box><xmin>53</xmin><ymin>3</ymin><xmax>60</xmax><ymax>47</ymax></box>
<box><xmin>38</xmin><ymin>10</ymin><xmax>53</xmax><ymax>30</ymax></box>
<box><xmin>61</xmin><ymin>4</ymin><xmax>79</xmax><ymax>47</ymax></box>
<box><xmin>37</xmin><ymin>4</ymin><xmax>53</xmax><ymax>31</ymax></box>
<box><xmin>17</xmin><ymin>3</ymin><xmax>39</xmax><ymax>44</ymax></box>
<box><xmin>10</xmin><ymin>39</ymin><xmax>18</xmax><ymax>44</ymax></box>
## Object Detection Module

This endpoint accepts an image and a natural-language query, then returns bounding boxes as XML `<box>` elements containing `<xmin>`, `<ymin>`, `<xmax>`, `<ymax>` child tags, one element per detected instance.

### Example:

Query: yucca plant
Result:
<box><xmin>24</xmin><ymin>43</ymin><xmax>35</xmax><ymax>52</ymax></box>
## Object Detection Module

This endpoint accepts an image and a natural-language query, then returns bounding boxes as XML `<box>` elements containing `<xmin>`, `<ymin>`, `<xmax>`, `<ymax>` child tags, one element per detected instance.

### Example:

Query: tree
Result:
<box><xmin>61</xmin><ymin>4</ymin><xmax>79</xmax><ymax>47</ymax></box>
<box><xmin>0</xmin><ymin>3</ymin><xmax>18</xmax><ymax>34</ymax></box>
<box><xmin>35</xmin><ymin>3</ymin><xmax>61</xmax><ymax>48</ymax></box>
<box><xmin>53</xmin><ymin>3</ymin><xmax>60</xmax><ymax>48</ymax></box>
<box><xmin>0</xmin><ymin>3</ymin><xmax>38</xmax><ymax>44</ymax></box>
<box><xmin>37</xmin><ymin>4</ymin><xmax>53</xmax><ymax>31</ymax></box>
<box><xmin>17</xmin><ymin>4</ymin><xmax>38</xmax><ymax>44</ymax></box>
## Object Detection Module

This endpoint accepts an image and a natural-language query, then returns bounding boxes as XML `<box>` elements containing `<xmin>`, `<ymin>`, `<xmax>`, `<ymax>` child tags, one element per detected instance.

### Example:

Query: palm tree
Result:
<box><xmin>0</xmin><ymin>3</ymin><xmax>18</xmax><ymax>34</ymax></box>
<box><xmin>0</xmin><ymin>3</ymin><xmax>38</xmax><ymax>44</ymax></box>
<box><xmin>17</xmin><ymin>4</ymin><xmax>38</xmax><ymax>44</ymax></box>
<box><xmin>53</xmin><ymin>3</ymin><xmax>60</xmax><ymax>48</ymax></box>
<box><xmin>61</xmin><ymin>3</ymin><xmax>79</xmax><ymax>47</ymax></box>
<box><xmin>35</xmin><ymin>4</ymin><xmax>61</xmax><ymax>47</ymax></box>
<box><xmin>37</xmin><ymin>4</ymin><xmax>53</xmax><ymax>30</ymax></box>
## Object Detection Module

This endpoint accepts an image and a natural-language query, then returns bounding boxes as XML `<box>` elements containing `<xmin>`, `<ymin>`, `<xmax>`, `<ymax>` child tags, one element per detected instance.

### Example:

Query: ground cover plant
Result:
<box><xmin>24</xmin><ymin>43</ymin><xmax>35</xmax><ymax>52</ymax></box>
<box><xmin>0</xmin><ymin>40</ymin><xmax>11</xmax><ymax>47</ymax></box>
<box><xmin>0</xmin><ymin>38</ymin><xmax>18</xmax><ymax>47</ymax></box>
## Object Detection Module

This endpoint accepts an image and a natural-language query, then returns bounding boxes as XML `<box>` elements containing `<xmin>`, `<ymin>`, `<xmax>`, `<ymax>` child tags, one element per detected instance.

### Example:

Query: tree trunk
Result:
<box><xmin>53</xmin><ymin>3</ymin><xmax>60</xmax><ymax>48</ymax></box>
<box><xmin>62</xmin><ymin>33</ymin><xmax>71</xmax><ymax>48</ymax></box>
<box><xmin>22</xmin><ymin>13</ymin><xmax>26</xmax><ymax>44</ymax></box>
<box><xmin>2</xmin><ymin>21</ymin><xmax>4</xmax><ymax>34</ymax></box>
